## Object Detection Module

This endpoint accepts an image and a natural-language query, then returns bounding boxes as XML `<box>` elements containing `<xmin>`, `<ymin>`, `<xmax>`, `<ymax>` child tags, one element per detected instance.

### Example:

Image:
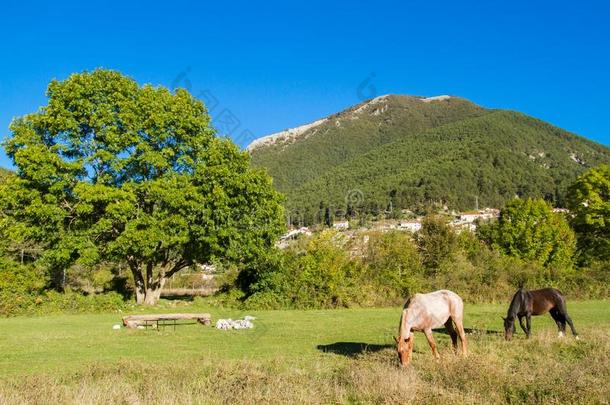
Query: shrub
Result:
<box><xmin>0</xmin><ymin>258</ymin><xmax>47</xmax><ymax>295</ymax></box>
<box><xmin>243</xmin><ymin>231</ymin><xmax>371</xmax><ymax>309</ymax></box>
<box><xmin>363</xmin><ymin>231</ymin><xmax>424</xmax><ymax>302</ymax></box>
<box><xmin>0</xmin><ymin>290</ymin><xmax>128</xmax><ymax>317</ymax></box>
<box><xmin>240</xmin><ymin>228</ymin><xmax>609</xmax><ymax>309</ymax></box>
<box><xmin>416</xmin><ymin>215</ymin><xmax>458</xmax><ymax>273</ymax></box>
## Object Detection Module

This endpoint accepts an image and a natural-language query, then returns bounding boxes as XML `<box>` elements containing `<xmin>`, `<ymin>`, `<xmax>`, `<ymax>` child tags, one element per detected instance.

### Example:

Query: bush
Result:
<box><xmin>239</xmin><ymin>228</ymin><xmax>609</xmax><ymax>309</ymax></box>
<box><xmin>551</xmin><ymin>261</ymin><xmax>610</xmax><ymax>299</ymax></box>
<box><xmin>243</xmin><ymin>231</ymin><xmax>371</xmax><ymax>309</ymax></box>
<box><xmin>416</xmin><ymin>215</ymin><xmax>458</xmax><ymax>273</ymax></box>
<box><xmin>241</xmin><ymin>291</ymin><xmax>289</xmax><ymax>310</ymax></box>
<box><xmin>0</xmin><ymin>290</ymin><xmax>128</xmax><ymax>317</ymax></box>
<box><xmin>0</xmin><ymin>258</ymin><xmax>47</xmax><ymax>294</ymax></box>
<box><xmin>362</xmin><ymin>231</ymin><xmax>424</xmax><ymax>303</ymax></box>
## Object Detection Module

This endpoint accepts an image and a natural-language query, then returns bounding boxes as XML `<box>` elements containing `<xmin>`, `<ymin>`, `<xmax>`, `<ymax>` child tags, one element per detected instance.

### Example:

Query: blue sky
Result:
<box><xmin>0</xmin><ymin>0</ymin><xmax>608</xmax><ymax>168</ymax></box>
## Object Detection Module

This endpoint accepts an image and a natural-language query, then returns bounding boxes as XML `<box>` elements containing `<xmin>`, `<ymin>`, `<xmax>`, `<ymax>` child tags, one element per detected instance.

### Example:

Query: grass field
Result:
<box><xmin>0</xmin><ymin>300</ymin><xmax>609</xmax><ymax>404</ymax></box>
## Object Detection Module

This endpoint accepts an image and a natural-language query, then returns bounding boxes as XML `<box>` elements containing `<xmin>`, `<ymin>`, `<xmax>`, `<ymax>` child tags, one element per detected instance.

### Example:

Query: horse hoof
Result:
<box><xmin>575</xmin><ymin>336</ymin><xmax>580</xmax><ymax>340</ymax></box>
<box><xmin>558</xmin><ymin>332</ymin><xmax>565</xmax><ymax>338</ymax></box>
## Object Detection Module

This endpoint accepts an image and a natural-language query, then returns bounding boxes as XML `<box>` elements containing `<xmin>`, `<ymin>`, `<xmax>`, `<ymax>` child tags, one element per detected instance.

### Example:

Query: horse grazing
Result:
<box><xmin>503</xmin><ymin>287</ymin><xmax>578</xmax><ymax>340</ymax></box>
<box><xmin>395</xmin><ymin>290</ymin><xmax>467</xmax><ymax>367</ymax></box>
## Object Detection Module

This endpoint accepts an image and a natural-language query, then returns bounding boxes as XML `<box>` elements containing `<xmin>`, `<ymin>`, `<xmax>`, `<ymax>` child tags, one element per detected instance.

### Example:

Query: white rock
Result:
<box><xmin>246</xmin><ymin>118</ymin><xmax>328</xmax><ymax>151</ymax></box>
<box><xmin>421</xmin><ymin>95</ymin><xmax>451</xmax><ymax>103</ymax></box>
<box><xmin>215</xmin><ymin>318</ymin><xmax>255</xmax><ymax>330</ymax></box>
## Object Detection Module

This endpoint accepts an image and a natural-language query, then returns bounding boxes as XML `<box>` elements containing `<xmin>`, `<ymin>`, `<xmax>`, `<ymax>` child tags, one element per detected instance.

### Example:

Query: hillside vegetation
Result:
<box><xmin>249</xmin><ymin>96</ymin><xmax>610</xmax><ymax>223</ymax></box>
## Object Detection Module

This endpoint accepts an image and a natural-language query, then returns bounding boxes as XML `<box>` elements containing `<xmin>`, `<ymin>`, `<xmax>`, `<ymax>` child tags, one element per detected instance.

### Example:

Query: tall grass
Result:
<box><xmin>1</xmin><ymin>329</ymin><xmax>607</xmax><ymax>404</ymax></box>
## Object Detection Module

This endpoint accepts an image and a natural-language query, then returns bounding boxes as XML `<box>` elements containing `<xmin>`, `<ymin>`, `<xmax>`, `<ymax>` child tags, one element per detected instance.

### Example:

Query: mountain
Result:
<box><xmin>248</xmin><ymin>95</ymin><xmax>610</xmax><ymax>224</ymax></box>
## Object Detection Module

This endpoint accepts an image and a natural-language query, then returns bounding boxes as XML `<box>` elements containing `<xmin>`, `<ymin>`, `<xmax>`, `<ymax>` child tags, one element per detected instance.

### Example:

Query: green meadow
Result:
<box><xmin>0</xmin><ymin>300</ymin><xmax>608</xmax><ymax>404</ymax></box>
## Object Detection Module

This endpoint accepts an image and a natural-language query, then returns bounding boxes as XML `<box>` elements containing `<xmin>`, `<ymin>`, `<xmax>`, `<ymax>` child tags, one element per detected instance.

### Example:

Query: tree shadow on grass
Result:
<box><xmin>317</xmin><ymin>342</ymin><xmax>394</xmax><ymax>357</ymax></box>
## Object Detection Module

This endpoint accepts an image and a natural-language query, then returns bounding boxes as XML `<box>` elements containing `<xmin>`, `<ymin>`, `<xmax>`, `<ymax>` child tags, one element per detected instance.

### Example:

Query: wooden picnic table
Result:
<box><xmin>122</xmin><ymin>313</ymin><xmax>212</xmax><ymax>329</ymax></box>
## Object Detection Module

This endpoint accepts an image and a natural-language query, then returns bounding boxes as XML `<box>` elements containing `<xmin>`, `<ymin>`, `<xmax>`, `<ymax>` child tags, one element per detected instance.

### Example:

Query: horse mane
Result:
<box><xmin>398</xmin><ymin>296</ymin><xmax>416</xmax><ymax>338</ymax></box>
<box><xmin>507</xmin><ymin>288</ymin><xmax>526</xmax><ymax>318</ymax></box>
<box><xmin>402</xmin><ymin>296</ymin><xmax>413</xmax><ymax>310</ymax></box>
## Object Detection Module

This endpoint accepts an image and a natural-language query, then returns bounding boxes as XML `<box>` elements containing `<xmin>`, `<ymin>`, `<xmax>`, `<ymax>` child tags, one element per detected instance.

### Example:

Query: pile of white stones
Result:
<box><xmin>215</xmin><ymin>315</ymin><xmax>256</xmax><ymax>330</ymax></box>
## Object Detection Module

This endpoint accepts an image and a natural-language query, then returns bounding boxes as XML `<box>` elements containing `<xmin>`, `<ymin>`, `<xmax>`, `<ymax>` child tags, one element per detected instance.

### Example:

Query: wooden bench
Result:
<box><xmin>122</xmin><ymin>313</ymin><xmax>212</xmax><ymax>330</ymax></box>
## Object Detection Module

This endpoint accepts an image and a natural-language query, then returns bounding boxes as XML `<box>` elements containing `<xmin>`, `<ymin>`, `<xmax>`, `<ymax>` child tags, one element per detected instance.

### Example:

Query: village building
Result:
<box><xmin>398</xmin><ymin>221</ymin><xmax>422</xmax><ymax>232</ymax></box>
<box><xmin>332</xmin><ymin>221</ymin><xmax>350</xmax><ymax>230</ymax></box>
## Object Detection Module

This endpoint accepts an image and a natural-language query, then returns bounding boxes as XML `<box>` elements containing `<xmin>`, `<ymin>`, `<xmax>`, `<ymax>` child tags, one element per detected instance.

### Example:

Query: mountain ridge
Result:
<box><xmin>247</xmin><ymin>94</ymin><xmax>470</xmax><ymax>152</ymax></box>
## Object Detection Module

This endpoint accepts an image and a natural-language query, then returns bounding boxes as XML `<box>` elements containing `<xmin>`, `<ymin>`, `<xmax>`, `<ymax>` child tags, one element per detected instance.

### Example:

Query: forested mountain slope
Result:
<box><xmin>248</xmin><ymin>96</ymin><xmax>610</xmax><ymax>223</ymax></box>
<box><xmin>248</xmin><ymin>95</ymin><xmax>486</xmax><ymax>192</ymax></box>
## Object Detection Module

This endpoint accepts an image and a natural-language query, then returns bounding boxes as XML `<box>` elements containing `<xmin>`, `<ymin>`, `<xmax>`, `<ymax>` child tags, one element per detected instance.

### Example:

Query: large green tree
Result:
<box><xmin>478</xmin><ymin>198</ymin><xmax>575</xmax><ymax>269</ymax></box>
<box><xmin>567</xmin><ymin>164</ymin><xmax>610</xmax><ymax>264</ymax></box>
<box><xmin>2</xmin><ymin>69</ymin><xmax>284</xmax><ymax>304</ymax></box>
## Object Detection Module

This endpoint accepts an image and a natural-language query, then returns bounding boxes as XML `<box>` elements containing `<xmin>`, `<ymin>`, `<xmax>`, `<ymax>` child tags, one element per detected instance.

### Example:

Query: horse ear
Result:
<box><xmin>501</xmin><ymin>316</ymin><xmax>506</xmax><ymax>321</ymax></box>
<box><xmin>393</xmin><ymin>336</ymin><xmax>399</xmax><ymax>343</ymax></box>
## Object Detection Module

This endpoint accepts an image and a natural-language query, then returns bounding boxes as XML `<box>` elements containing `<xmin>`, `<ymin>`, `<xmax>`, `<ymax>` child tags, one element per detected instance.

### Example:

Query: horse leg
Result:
<box><xmin>550</xmin><ymin>308</ymin><xmax>566</xmax><ymax>337</ymax></box>
<box><xmin>423</xmin><ymin>329</ymin><xmax>440</xmax><ymax>359</ymax></box>
<box><xmin>525</xmin><ymin>314</ymin><xmax>532</xmax><ymax>338</ymax></box>
<box><xmin>444</xmin><ymin>318</ymin><xmax>458</xmax><ymax>352</ymax></box>
<box><xmin>453</xmin><ymin>319</ymin><xmax>468</xmax><ymax>356</ymax></box>
<box><xmin>518</xmin><ymin>315</ymin><xmax>528</xmax><ymax>335</ymax></box>
<box><xmin>406</xmin><ymin>332</ymin><xmax>415</xmax><ymax>364</ymax></box>
<box><xmin>559</xmin><ymin>303</ymin><xmax>579</xmax><ymax>338</ymax></box>
<box><xmin>555</xmin><ymin>297</ymin><xmax>579</xmax><ymax>339</ymax></box>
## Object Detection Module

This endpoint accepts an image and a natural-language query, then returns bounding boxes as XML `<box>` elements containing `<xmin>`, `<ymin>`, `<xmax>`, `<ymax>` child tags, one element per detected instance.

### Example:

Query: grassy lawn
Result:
<box><xmin>0</xmin><ymin>300</ymin><xmax>609</xmax><ymax>403</ymax></box>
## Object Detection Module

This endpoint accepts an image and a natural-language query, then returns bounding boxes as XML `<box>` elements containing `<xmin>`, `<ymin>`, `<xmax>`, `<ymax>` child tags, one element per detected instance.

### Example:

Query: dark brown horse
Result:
<box><xmin>503</xmin><ymin>287</ymin><xmax>578</xmax><ymax>340</ymax></box>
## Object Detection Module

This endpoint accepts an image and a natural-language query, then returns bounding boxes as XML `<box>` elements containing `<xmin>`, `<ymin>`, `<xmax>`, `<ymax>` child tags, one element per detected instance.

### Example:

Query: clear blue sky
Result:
<box><xmin>1</xmin><ymin>0</ymin><xmax>609</xmax><ymax>168</ymax></box>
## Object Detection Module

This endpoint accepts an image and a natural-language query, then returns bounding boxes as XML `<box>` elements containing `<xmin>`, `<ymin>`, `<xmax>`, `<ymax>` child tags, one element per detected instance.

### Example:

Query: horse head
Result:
<box><xmin>394</xmin><ymin>334</ymin><xmax>414</xmax><ymax>366</ymax></box>
<box><xmin>502</xmin><ymin>316</ymin><xmax>516</xmax><ymax>340</ymax></box>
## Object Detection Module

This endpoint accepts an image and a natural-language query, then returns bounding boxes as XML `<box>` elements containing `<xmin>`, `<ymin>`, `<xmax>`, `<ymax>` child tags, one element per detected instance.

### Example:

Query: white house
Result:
<box><xmin>458</xmin><ymin>209</ymin><xmax>499</xmax><ymax>223</ymax></box>
<box><xmin>280</xmin><ymin>227</ymin><xmax>312</xmax><ymax>240</ymax></box>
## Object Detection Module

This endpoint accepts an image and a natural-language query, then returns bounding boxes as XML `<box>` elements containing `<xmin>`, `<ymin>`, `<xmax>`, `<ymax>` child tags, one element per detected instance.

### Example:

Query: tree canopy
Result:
<box><xmin>567</xmin><ymin>164</ymin><xmax>610</xmax><ymax>264</ymax></box>
<box><xmin>2</xmin><ymin>69</ymin><xmax>284</xmax><ymax>304</ymax></box>
<box><xmin>477</xmin><ymin>198</ymin><xmax>575</xmax><ymax>269</ymax></box>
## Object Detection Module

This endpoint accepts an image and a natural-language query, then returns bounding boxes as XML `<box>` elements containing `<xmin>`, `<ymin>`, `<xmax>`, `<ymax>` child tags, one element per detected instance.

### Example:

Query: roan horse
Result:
<box><xmin>503</xmin><ymin>287</ymin><xmax>578</xmax><ymax>340</ymax></box>
<box><xmin>395</xmin><ymin>290</ymin><xmax>468</xmax><ymax>367</ymax></box>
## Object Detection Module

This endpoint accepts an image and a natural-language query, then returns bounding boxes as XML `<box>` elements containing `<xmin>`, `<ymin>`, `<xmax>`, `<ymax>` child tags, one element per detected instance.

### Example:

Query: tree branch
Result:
<box><xmin>164</xmin><ymin>259</ymin><xmax>190</xmax><ymax>280</ymax></box>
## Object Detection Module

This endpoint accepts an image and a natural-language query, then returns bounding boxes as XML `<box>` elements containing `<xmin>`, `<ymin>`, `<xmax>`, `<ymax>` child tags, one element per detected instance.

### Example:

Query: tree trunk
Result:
<box><xmin>144</xmin><ymin>287</ymin><xmax>159</xmax><ymax>305</ymax></box>
<box><xmin>142</xmin><ymin>277</ymin><xmax>167</xmax><ymax>305</ymax></box>
<box><xmin>130</xmin><ymin>263</ymin><xmax>147</xmax><ymax>305</ymax></box>
<box><xmin>131</xmin><ymin>260</ymin><xmax>188</xmax><ymax>305</ymax></box>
